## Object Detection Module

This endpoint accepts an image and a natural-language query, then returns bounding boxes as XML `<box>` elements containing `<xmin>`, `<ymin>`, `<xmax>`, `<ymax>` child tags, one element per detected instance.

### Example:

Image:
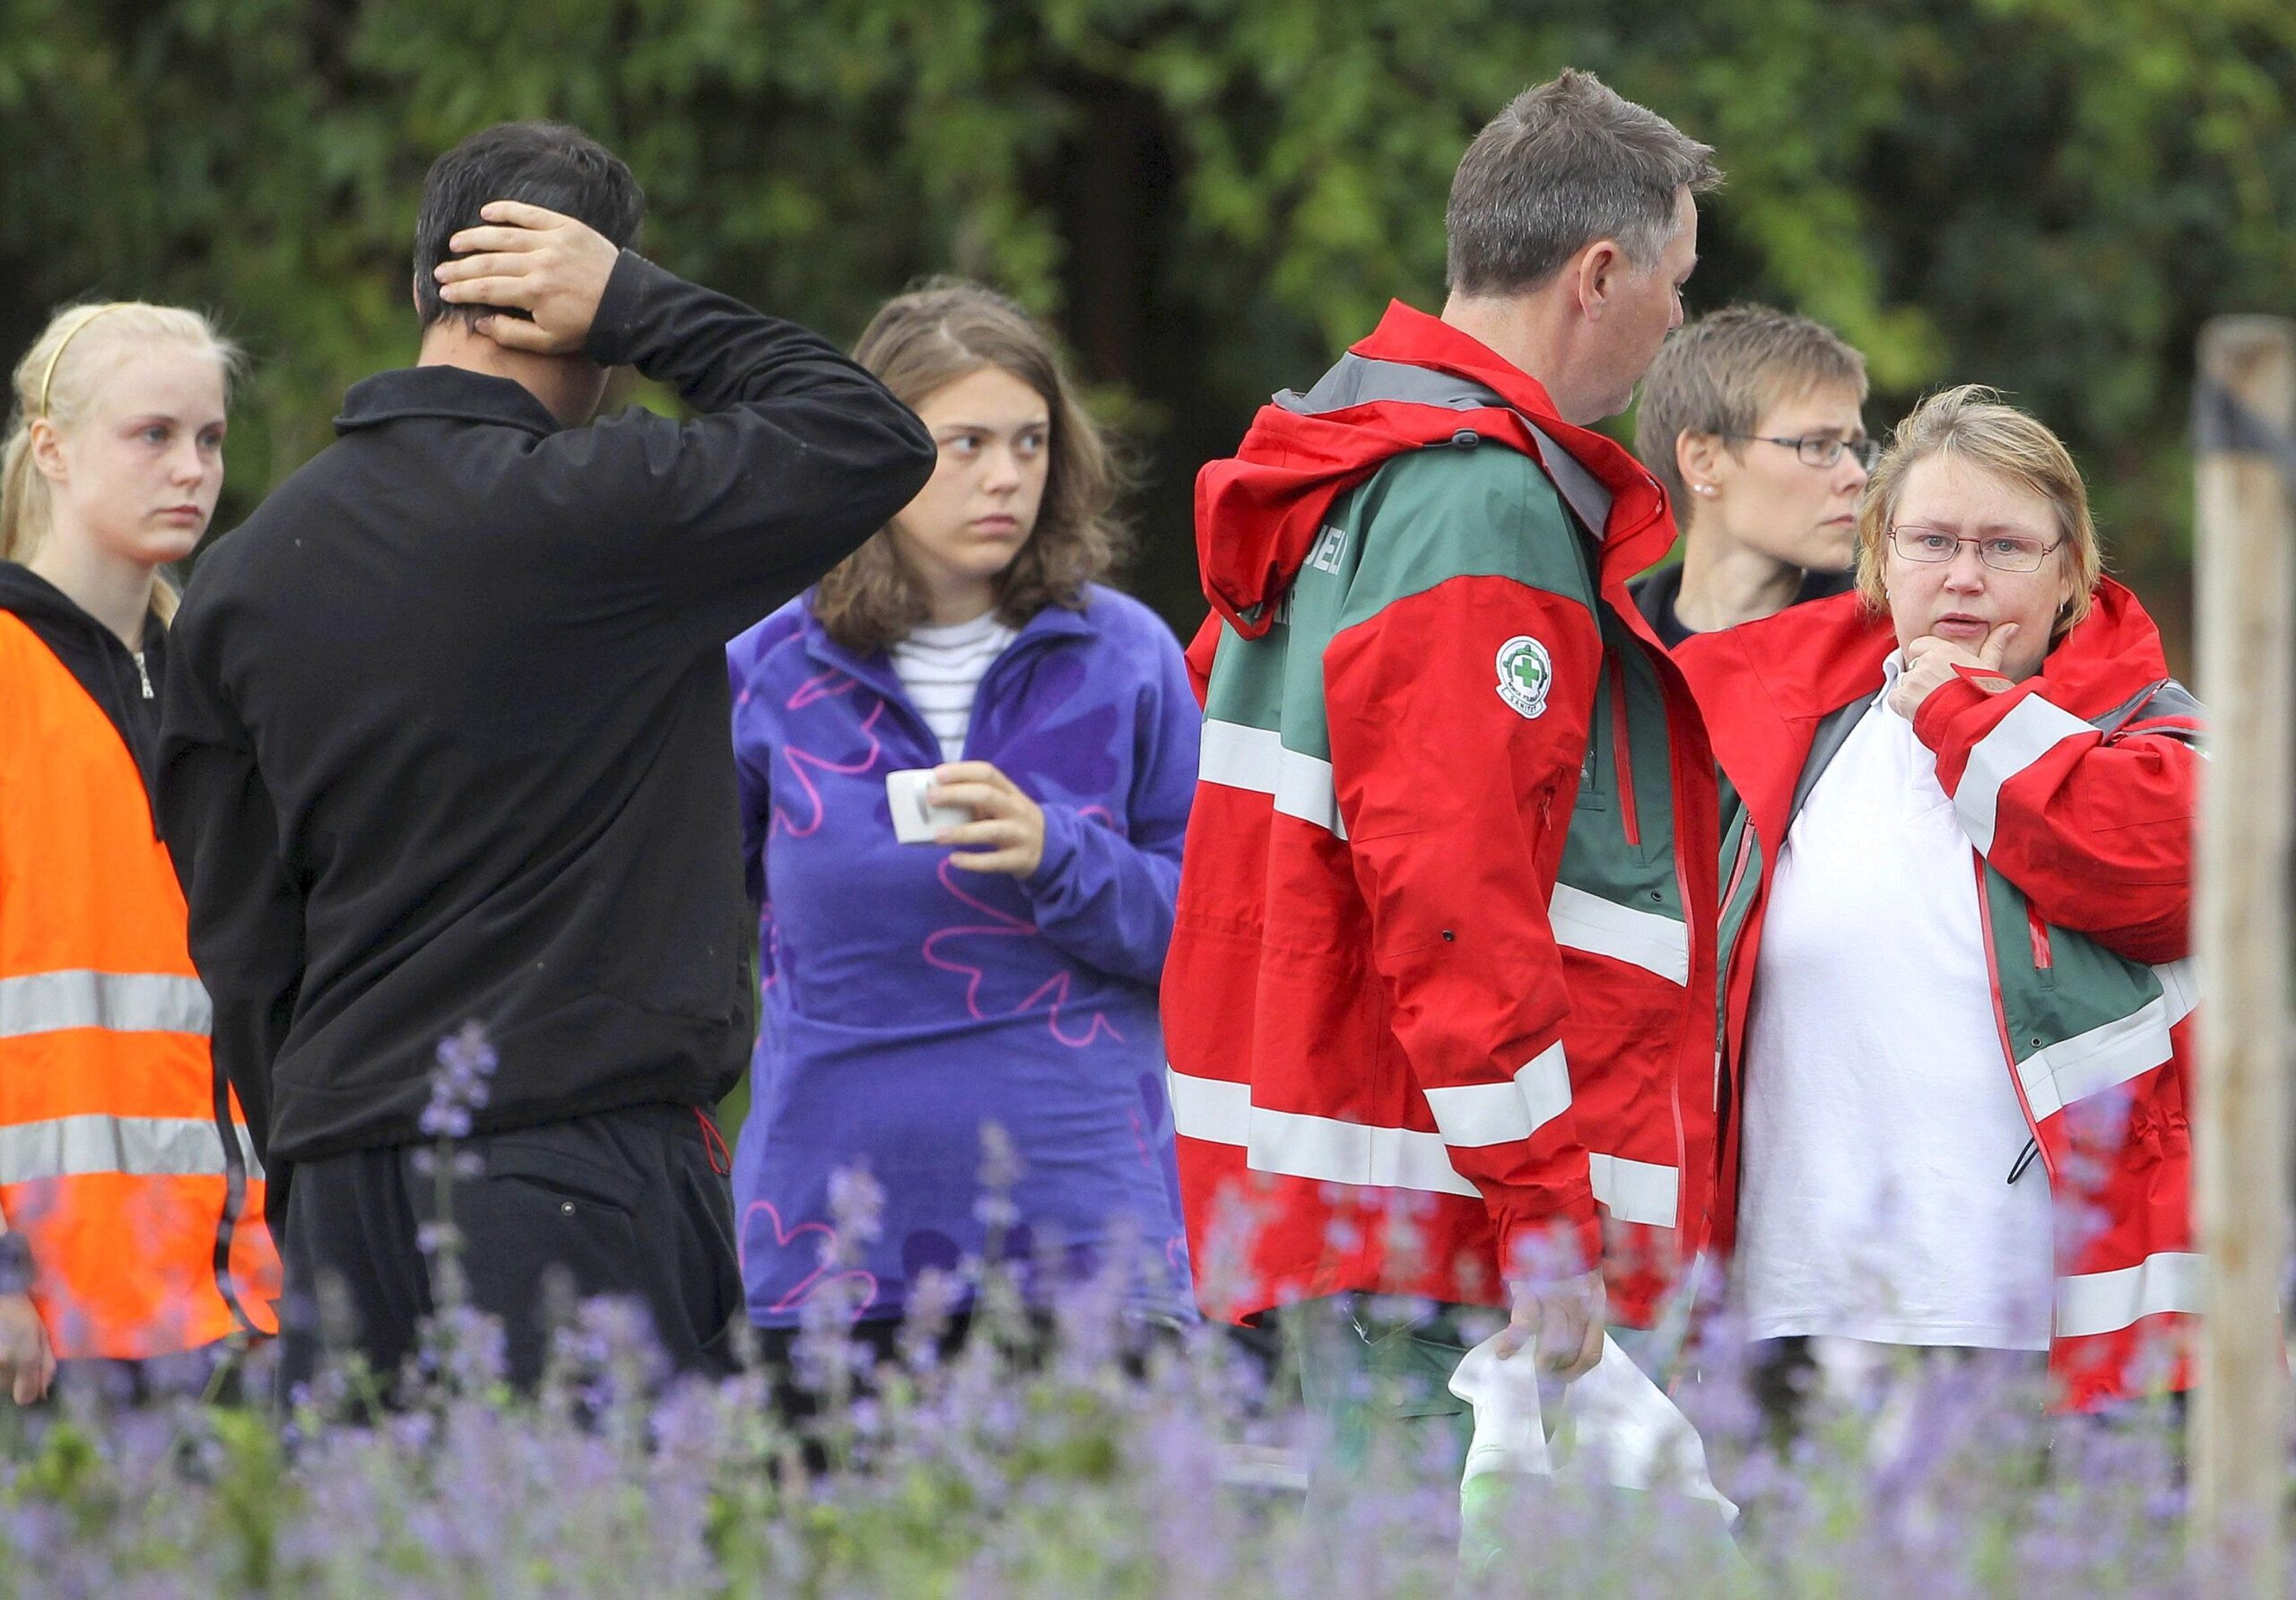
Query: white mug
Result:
<box><xmin>885</xmin><ymin>768</ymin><xmax>973</xmax><ymax>844</ymax></box>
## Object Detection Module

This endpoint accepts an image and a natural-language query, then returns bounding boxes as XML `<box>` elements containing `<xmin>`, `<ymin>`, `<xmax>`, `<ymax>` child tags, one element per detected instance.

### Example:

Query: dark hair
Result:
<box><xmin>812</xmin><ymin>280</ymin><xmax>1130</xmax><ymax>655</ymax></box>
<box><xmin>413</xmin><ymin>122</ymin><xmax>645</xmax><ymax>326</ymax></box>
<box><xmin>1447</xmin><ymin>69</ymin><xmax>1720</xmax><ymax>298</ymax></box>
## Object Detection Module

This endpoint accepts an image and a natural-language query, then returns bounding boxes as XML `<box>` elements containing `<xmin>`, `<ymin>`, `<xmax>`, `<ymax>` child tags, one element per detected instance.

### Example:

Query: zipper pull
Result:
<box><xmin>133</xmin><ymin>651</ymin><xmax>153</xmax><ymax>700</ymax></box>
<box><xmin>2006</xmin><ymin>1137</ymin><xmax>2040</xmax><ymax>1185</ymax></box>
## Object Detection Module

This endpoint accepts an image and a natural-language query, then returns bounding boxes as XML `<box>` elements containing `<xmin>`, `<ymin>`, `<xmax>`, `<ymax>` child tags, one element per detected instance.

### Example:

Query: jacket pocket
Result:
<box><xmin>482</xmin><ymin>1136</ymin><xmax>645</xmax><ymax>1218</ymax></box>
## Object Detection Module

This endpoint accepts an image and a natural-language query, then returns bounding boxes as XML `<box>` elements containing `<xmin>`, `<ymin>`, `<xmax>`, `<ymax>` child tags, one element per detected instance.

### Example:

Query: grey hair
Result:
<box><xmin>1446</xmin><ymin>69</ymin><xmax>1721</xmax><ymax>297</ymax></box>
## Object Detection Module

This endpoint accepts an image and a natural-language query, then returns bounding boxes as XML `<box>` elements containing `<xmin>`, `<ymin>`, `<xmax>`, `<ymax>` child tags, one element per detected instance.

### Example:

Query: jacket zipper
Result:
<box><xmin>957</xmin><ymin>630</ymin><xmax>1031</xmax><ymax>764</ymax></box>
<box><xmin>870</xmin><ymin>626</ymin><xmax>1045</xmax><ymax>766</ymax></box>
<box><xmin>1720</xmin><ymin>821</ymin><xmax>1755</xmax><ymax>918</ymax></box>
<box><xmin>1659</xmin><ymin>713</ymin><xmax>1702</xmax><ymax>1261</ymax></box>
<box><xmin>2011</xmin><ymin>893</ymin><xmax>2050</xmax><ymax>1179</ymax></box>
<box><xmin>1608</xmin><ymin>656</ymin><xmax>1640</xmax><ymax>848</ymax></box>
<box><xmin>132</xmin><ymin>650</ymin><xmax>152</xmax><ymax>700</ymax></box>
<box><xmin>1971</xmin><ymin>851</ymin><xmax>2054</xmax><ymax>1187</ymax></box>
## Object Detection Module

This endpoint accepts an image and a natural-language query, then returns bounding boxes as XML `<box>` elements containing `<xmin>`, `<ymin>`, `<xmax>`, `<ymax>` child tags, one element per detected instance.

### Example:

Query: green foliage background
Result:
<box><xmin>4</xmin><ymin>0</ymin><xmax>2291</xmax><ymax>647</ymax></box>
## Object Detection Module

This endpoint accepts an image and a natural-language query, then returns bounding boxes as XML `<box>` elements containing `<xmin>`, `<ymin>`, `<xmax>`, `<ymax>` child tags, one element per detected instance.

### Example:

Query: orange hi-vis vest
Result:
<box><xmin>0</xmin><ymin>610</ymin><xmax>279</xmax><ymax>1358</ymax></box>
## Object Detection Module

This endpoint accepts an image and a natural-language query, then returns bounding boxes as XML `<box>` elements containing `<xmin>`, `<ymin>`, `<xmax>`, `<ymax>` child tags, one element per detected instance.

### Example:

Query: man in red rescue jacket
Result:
<box><xmin>1163</xmin><ymin>70</ymin><xmax>1724</xmax><ymax>1451</ymax></box>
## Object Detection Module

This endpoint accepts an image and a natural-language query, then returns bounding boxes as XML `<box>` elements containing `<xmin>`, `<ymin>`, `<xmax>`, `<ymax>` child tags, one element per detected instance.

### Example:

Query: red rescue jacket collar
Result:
<box><xmin>1195</xmin><ymin>301</ymin><xmax>1676</xmax><ymax>638</ymax></box>
<box><xmin>1700</xmin><ymin>577</ymin><xmax>2172</xmax><ymax>726</ymax></box>
<box><xmin>1683</xmin><ymin>579</ymin><xmax>2178</xmax><ymax>871</ymax></box>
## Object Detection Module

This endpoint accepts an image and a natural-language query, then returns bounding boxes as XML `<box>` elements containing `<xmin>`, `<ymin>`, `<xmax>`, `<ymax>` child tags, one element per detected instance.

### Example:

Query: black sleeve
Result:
<box><xmin>573</xmin><ymin>251</ymin><xmax>937</xmax><ymax>643</ymax></box>
<box><xmin>154</xmin><ymin>608</ymin><xmax>304</xmax><ymax>1170</ymax></box>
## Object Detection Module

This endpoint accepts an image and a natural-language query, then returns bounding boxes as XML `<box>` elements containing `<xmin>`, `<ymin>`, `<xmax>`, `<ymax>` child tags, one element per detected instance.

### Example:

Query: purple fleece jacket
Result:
<box><xmin>726</xmin><ymin>586</ymin><xmax>1197</xmax><ymax>1326</ymax></box>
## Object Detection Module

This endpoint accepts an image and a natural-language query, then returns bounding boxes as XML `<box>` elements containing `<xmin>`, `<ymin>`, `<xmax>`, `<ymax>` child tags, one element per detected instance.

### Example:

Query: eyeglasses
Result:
<box><xmin>1887</xmin><ymin>526</ymin><xmax>2064</xmax><ymax>574</ymax></box>
<box><xmin>1723</xmin><ymin>433</ymin><xmax>1881</xmax><ymax>471</ymax></box>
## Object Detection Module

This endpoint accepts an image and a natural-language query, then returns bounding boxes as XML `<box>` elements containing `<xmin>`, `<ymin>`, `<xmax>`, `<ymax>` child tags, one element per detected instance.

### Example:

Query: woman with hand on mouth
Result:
<box><xmin>0</xmin><ymin>303</ymin><xmax>281</xmax><ymax>1405</ymax></box>
<box><xmin>1679</xmin><ymin>386</ymin><xmax>2203</xmax><ymax>1422</ymax></box>
<box><xmin>725</xmin><ymin>282</ymin><xmax>1198</xmax><ymax>1400</ymax></box>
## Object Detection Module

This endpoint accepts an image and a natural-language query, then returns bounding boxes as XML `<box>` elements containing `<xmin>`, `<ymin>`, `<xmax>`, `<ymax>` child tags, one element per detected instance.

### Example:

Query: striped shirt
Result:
<box><xmin>890</xmin><ymin>611</ymin><xmax>1014</xmax><ymax>764</ymax></box>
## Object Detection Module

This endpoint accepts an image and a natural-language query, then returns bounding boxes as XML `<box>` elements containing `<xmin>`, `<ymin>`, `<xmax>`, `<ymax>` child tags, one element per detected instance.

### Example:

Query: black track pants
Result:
<box><xmin>275</xmin><ymin>1103</ymin><xmax>743</xmax><ymax>1398</ymax></box>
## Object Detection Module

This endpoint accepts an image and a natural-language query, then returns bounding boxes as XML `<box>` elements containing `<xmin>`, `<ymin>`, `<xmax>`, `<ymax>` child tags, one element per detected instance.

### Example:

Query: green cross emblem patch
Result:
<box><xmin>1494</xmin><ymin>635</ymin><xmax>1553</xmax><ymax>718</ymax></box>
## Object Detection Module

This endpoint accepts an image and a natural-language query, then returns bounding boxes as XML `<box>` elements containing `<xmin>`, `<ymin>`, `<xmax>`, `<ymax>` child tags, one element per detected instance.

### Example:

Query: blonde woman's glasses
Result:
<box><xmin>1887</xmin><ymin>526</ymin><xmax>2063</xmax><ymax>574</ymax></box>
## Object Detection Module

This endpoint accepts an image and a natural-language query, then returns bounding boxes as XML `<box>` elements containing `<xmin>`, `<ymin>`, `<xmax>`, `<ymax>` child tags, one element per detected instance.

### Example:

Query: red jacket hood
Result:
<box><xmin>1195</xmin><ymin>301</ymin><xmax>1677</xmax><ymax>638</ymax></box>
<box><xmin>1683</xmin><ymin>576</ymin><xmax>2171</xmax><ymax>727</ymax></box>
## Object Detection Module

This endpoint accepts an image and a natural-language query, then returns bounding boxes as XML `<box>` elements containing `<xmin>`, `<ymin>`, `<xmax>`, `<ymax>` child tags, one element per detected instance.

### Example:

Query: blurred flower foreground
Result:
<box><xmin>0</xmin><ymin>1241</ymin><xmax>2210</xmax><ymax>1596</ymax></box>
<box><xmin>0</xmin><ymin>1030</ymin><xmax>2209</xmax><ymax>1596</ymax></box>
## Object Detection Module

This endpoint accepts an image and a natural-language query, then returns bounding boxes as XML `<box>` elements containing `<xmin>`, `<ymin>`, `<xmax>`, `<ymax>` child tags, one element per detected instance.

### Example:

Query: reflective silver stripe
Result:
<box><xmin>1198</xmin><ymin>719</ymin><xmax>1346</xmax><ymax>839</ymax></box>
<box><xmin>1955</xmin><ymin>694</ymin><xmax>2092</xmax><ymax>856</ymax></box>
<box><xmin>1169</xmin><ymin>1066</ymin><xmax>1477</xmax><ymax>1198</ymax></box>
<box><xmin>230</xmin><ymin>1124</ymin><xmax>267</xmax><ymax>1184</ymax></box>
<box><xmin>1169</xmin><ymin>1064</ymin><xmax>1665</xmax><ymax>1234</ymax></box>
<box><xmin>1524</xmin><ymin>424</ymin><xmax>1616</xmax><ymax>539</ymax></box>
<box><xmin>2056</xmin><ymin>1250</ymin><xmax>2204</xmax><ymax>1339</ymax></box>
<box><xmin>0</xmin><ymin>970</ymin><xmax>211</xmax><ymax>1039</ymax></box>
<box><xmin>1274</xmin><ymin>353</ymin><xmax>1505</xmax><ymax>417</ymax></box>
<box><xmin>0</xmin><ymin>1114</ymin><xmax>237</xmax><ymax>1184</ymax></box>
<box><xmin>1422</xmin><ymin>1042</ymin><xmax>1573</xmax><ymax>1149</ymax></box>
<box><xmin>2015</xmin><ymin>962</ymin><xmax>2197</xmax><ymax>1122</ymax></box>
<box><xmin>1550</xmin><ymin>884</ymin><xmax>1690</xmax><ymax>987</ymax></box>
<box><xmin>1588</xmin><ymin>1152</ymin><xmax>1679</xmax><ymax>1228</ymax></box>
<box><xmin>2153</xmin><ymin>958</ymin><xmax>2198</xmax><ymax>1027</ymax></box>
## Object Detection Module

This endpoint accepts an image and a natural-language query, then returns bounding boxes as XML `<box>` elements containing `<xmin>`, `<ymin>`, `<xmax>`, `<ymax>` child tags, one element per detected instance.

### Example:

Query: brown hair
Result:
<box><xmin>1855</xmin><ymin>385</ymin><xmax>2104</xmax><ymax>635</ymax></box>
<box><xmin>811</xmin><ymin>281</ymin><xmax>1128</xmax><ymax>654</ymax></box>
<box><xmin>1447</xmin><ymin>69</ymin><xmax>1720</xmax><ymax>297</ymax></box>
<box><xmin>3</xmin><ymin>301</ymin><xmax>241</xmax><ymax>626</ymax></box>
<box><xmin>1635</xmin><ymin>304</ymin><xmax>1867</xmax><ymax>513</ymax></box>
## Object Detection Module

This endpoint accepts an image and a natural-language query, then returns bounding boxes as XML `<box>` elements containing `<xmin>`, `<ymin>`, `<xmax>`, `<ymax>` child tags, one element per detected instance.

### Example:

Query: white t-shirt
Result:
<box><xmin>1735</xmin><ymin>654</ymin><xmax>2056</xmax><ymax>1351</ymax></box>
<box><xmin>890</xmin><ymin>612</ymin><xmax>1015</xmax><ymax>765</ymax></box>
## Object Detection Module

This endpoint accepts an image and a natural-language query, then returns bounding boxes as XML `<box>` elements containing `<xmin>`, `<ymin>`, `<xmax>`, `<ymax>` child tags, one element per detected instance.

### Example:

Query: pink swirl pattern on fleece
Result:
<box><xmin>921</xmin><ymin>856</ymin><xmax>1123</xmax><ymax>1048</ymax></box>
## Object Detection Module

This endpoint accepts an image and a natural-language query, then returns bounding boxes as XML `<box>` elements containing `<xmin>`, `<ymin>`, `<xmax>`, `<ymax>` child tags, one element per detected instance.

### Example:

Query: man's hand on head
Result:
<box><xmin>433</xmin><ymin>201</ymin><xmax>621</xmax><ymax>356</ymax></box>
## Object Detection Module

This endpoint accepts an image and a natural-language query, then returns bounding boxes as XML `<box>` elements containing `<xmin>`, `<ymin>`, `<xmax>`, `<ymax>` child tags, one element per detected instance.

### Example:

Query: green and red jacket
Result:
<box><xmin>1162</xmin><ymin>303</ymin><xmax>1720</xmax><ymax>1326</ymax></box>
<box><xmin>1682</xmin><ymin>582</ymin><xmax>2200</xmax><ymax>1408</ymax></box>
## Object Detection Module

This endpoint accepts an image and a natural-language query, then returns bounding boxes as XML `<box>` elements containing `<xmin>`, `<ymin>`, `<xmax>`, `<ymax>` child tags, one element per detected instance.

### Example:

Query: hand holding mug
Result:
<box><xmin>928</xmin><ymin>761</ymin><xmax>1046</xmax><ymax>877</ymax></box>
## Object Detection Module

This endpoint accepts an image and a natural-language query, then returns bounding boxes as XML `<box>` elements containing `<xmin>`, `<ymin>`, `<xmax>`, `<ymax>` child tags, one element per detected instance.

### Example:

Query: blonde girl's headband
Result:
<box><xmin>37</xmin><ymin>304</ymin><xmax>127</xmax><ymax>418</ymax></box>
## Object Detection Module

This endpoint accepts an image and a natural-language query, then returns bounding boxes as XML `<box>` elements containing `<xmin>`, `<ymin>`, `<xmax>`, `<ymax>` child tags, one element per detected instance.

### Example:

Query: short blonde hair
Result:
<box><xmin>1635</xmin><ymin>304</ymin><xmax>1867</xmax><ymax>514</ymax></box>
<box><xmin>1855</xmin><ymin>385</ymin><xmax>2102</xmax><ymax>636</ymax></box>
<box><xmin>2</xmin><ymin>302</ymin><xmax>241</xmax><ymax>624</ymax></box>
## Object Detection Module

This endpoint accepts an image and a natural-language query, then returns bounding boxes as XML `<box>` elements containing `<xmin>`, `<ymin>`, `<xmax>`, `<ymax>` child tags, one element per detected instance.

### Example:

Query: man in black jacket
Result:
<box><xmin>156</xmin><ymin>122</ymin><xmax>935</xmax><ymax>1392</ymax></box>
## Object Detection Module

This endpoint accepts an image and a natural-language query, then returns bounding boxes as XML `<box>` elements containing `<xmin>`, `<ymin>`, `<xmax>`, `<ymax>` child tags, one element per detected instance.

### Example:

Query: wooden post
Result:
<box><xmin>2194</xmin><ymin>315</ymin><xmax>2296</xmax><ymax>1596</ymax></box>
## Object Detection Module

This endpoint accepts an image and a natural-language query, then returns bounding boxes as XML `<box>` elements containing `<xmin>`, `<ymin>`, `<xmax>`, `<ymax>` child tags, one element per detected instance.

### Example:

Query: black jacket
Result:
<box><xmin>0</xmin><ymin>563</ymin><xmax>168</xmax><ymax>794</ymax></box>
<box><xmin>158</xmin><ymin>251</ymin><xmax>935</xmax><ymax>1165</ymax></box>
<box><xmin>1629</xmin><ymin>561</ymin><xmax>1855</xmax><ymax>651</ymax></box>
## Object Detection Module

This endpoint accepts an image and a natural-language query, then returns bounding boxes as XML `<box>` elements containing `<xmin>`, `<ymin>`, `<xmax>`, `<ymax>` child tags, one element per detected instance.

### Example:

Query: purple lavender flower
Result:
<box><xmin>823</xmin><ymin>1161</ymin><xmax>886</xmax><ymax>1261</ymax></box>
<box><xmin>0</xmin><ymin>1141</ymin><xmax>2248</xmax><ymax>1596</ymax></box>
<box><xmin>418</xmin><ymin>1020</ymin><xmax>499</xmax><ymax>1139</ymax></box>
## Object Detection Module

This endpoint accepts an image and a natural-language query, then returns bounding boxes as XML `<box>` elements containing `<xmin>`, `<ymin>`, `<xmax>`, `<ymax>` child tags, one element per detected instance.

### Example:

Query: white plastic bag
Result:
<box><xmin>1447</xmin><ymin>1331</ymin><xmax>1737</xmax><ymax>1523</ymax></box>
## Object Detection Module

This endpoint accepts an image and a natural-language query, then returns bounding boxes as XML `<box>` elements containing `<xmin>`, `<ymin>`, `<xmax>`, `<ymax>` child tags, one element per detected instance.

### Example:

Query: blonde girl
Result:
<box><xmin>0</xmin><ymin>303</ymin><xmax>280</xmax><ymax>1404</ymax></box>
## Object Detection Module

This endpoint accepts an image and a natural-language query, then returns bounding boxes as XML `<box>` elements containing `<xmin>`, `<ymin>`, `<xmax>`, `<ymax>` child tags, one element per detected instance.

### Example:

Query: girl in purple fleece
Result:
<box><xmin>726</xmin><ymin>283</ymin><xmax>1196</xmax><ymax>1343</ymax></box>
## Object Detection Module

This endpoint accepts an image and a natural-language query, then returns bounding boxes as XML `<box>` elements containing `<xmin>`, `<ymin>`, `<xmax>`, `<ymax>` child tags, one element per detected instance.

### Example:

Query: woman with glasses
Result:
<box><xmin>1631</xmin><ymin>305</ymin><xmax>1874</xmax><ymax>648</ymax></box>
<box><xmin>1679</xmin><ymin>385</ymin><xmax>2201</xmax><ymax>1418</ymax></box>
